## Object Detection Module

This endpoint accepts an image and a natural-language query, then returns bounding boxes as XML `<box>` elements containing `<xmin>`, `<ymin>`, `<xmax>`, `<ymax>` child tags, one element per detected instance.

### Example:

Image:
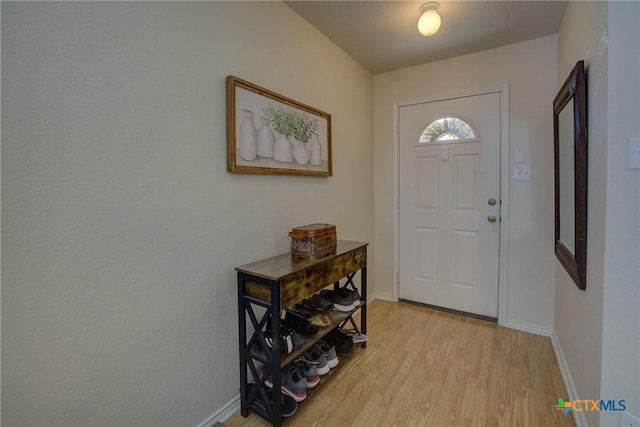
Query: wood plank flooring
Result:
<box><xmin>225</xmin><ymin>300</ymin><xmax>575</xmax><ymax>427</ymax></box>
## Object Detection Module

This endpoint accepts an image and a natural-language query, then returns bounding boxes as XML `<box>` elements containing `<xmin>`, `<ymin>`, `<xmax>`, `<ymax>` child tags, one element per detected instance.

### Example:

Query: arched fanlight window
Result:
<box><xmin>419</xmin><ymin>116</ymin><xmax>477</xmax><ymax>143</ymax></box>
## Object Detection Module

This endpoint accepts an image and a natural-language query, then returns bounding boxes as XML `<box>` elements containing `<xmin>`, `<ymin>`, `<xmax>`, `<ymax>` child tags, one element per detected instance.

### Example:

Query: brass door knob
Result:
<box><xmin>488</xmin><ymin>215</ymin><xmax>497</xmax><ymax>223</ymax></box>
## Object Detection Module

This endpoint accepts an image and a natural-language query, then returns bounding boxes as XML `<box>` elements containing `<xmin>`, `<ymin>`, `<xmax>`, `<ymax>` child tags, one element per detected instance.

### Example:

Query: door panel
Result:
<box><xmin>417</xmin><ymin>156</ymin><xmax>439</xmax><ymax>209</ymax></box>
<box><xmin>453</xmin><ymin>154</ymin><xmax>479</xmax><ymax>211</ymax></box>
<box><xmin>416</xmin><ymin>227</ymin><xmax>438</xmax><ymax>281</ymax></box>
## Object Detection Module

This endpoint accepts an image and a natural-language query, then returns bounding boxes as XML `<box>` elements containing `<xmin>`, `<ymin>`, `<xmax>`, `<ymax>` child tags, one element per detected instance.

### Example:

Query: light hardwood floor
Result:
<box><xmin>226</xmin><ymin>300</ymin><xmax>575</xmax><ymax>427</ymax></box>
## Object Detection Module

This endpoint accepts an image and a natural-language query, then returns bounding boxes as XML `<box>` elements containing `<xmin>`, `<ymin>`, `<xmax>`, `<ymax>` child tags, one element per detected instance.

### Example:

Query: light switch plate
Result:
<box><xmin>514</xmin><ymin>164</ymin><xmax>532</xmax><ymax>180</ymax></box>
<box><xmin>515</xmin><ymin>148</ymin><xmax>525</xmax><ymax>163</ymax></box>
<box><xmin>629</xmin><ymin>137</ymin><xmax>640</xmax><ymax>169</ymax></box>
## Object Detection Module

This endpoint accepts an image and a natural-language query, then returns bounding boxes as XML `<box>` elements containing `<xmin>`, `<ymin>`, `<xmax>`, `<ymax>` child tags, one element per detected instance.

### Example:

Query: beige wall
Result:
<box><xmin>555</xmin><ymin>2</ymin><xmax>640</xmax><ymax>425</ymax></box>
<box><xmin>554</xmin><ymin>2</ymin><xmax>608</xmax><ymax>426</ymax></box>
<box><xmin>601</xmin><ymin>1</ymin><xmax>640</xmax><ymax>424</ymax></box>
<box><xmin>1</xmin><ymin>2</ymin><xmax>373</xmax><ymax>425</ymax></box>
<box><xmin>373</xmin><ymin>36</ymin><xmax>558</xmax><ymax>330</ymax></box>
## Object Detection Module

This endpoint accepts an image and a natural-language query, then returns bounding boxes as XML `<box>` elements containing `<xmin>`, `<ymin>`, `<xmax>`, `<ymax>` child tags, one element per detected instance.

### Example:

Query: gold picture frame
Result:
<box><xmin>226</xmin><ymin>76</ymin><xmax>332</xmax><ymax>176</ymax></box>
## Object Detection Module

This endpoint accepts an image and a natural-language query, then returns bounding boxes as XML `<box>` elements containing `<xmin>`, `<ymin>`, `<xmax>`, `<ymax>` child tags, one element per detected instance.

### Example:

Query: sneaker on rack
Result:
<box><xmin>347</xmin><ymin>288</ymin><xmax>362</xmax><ymax>306</ymax></box>
<box><xmin>264</xmin><ymin>332</ymin><xmax>293</xmax><ymax>355</ymax></box>
<box><xmin>315</xmin><ymin>340</ymin><xmax>339</xmax><ymax>369</ymax></box>
<box><xmin>302</xmin><ymin>346</ymin><xmax>330</xmax><ymax>375</ymax></box>
<box><xmin>297</xmin><ymin>298</ymin><xmax>326</xmax><ymax>314</ymax></box>
<box><xmin>261</xmin><ymin>365</ymin><xmax>274</xmax><ymax>388</ymax></box>
<box><xmin>248</xmin><ymin>383</ymin><xmax>297</xmax><ymax>418</ymax></box>
<box><xmin>281</xmin><ymin>366</ymin><xmax>307</xmax><ymax>402</ymax></box>
<box><xmin>284</xmin><ymin>310</ymin><xmax>318</xmax><ymax>335</ymax></box>
<box><xmin>324</xmin><ymin>327</ymin><xmax>354</xmax><ymax>358</ymax></box>
<box><xmin>345</xmin><ymin>330</ymin><xmax>368</xmax><ymax>343</ymax></box>
<box><xmin>267</xmin><ymin>319</ymin><xmax>305</xmax><ymax>349</ymax></box>
<box><xmin>320</xmin><ymin>289</ymin><xmax>355</xmax><ymax>312</ymax></box>
<box><xmin>308</xmin><ymin>294</ymin><xmax>335</xmax><ymax>313</ymax></box>
<box><xmin>292</xmin><ymin>358</ymin><xmax>320</xmax><ymax>388</ymax></box>
<box><xmin>291</xmin><ymin>303</ymin><xmax>317</xmax><ymax>318</ymax></box>
<box><xmin>282</xmin><ymin>323</ymin><xmax>305</xmax><ymax>349</ymax></box>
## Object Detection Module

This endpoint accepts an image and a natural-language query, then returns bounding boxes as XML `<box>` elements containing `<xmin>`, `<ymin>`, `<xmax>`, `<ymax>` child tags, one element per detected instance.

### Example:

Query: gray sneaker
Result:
<box><xmin>281</xmin><ymin>366</ymin><xmax>307</xmax><ymax>402</ymax></box>
<box><xmin>320</xmin><ymin>288</ymin><xmax>357</xmax><ymax>312</ymax></box>
<box><xmin>302</xmin><ymin>347</ymin><xmax>330</xmax><ymax>375</ymax></box>
<box><xmin>292</xmin><ymin>358</ymin><xmax>320</xmax><ymax>388</ymax></box>
<box><xmin>315</xmin><ymin>340</ymin><xmax>339</xmax><ymax>369</ymax></box>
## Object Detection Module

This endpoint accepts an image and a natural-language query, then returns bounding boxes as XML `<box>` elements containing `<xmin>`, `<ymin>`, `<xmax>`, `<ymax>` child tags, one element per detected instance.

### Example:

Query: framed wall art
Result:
<box><xmin>226</xmin><ymin>75</ymin><xmax>332</xmax><ymax>177</ymax></box>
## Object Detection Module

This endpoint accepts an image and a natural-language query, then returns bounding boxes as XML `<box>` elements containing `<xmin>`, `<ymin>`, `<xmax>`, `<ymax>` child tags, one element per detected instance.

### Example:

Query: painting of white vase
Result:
<box><xmin>273</xmin><ymin>134</ymin><xmax>294</xmax><ymax>163</ymax></box>
<box><xmin>227</xmin><ymin>75</ymin><xmax>332</xmax><ymax>176</ymax></box>
<box><xmin>256</xmin><ymin>117</ymin><xmax>275</xmax><ymax>158</ymax></box>
<box><xmin>309</xmin><ymin>133</ymin><xmax>322</xmax><ymax>166</ymax></box>
<box><xmin>238</xmin><ymin>109</ymin><xmax>257</xmax><ymax>161</ymax></box>
<box><xmin>291</xmin><ymin>138</ymin><xmax>310</xmax><ymax>166</ymax></box>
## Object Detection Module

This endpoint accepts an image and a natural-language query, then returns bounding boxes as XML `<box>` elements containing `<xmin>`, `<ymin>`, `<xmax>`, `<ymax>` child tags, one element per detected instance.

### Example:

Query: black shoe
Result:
<box><xmin>285</xmin><ymin>310</ymin><xmax>318</xmax><ymax>335</ymax></box>
<box><xmin>320</xmin><ymin>289</ymin><xmax>356</xmax><ymax>312</ymax></box>
<box><xmin>324</xmin><ymin>328</ymin><xmax>353</xmax><ymax>357</ymax></box>
<box><xmin>291</xmin><ymin>304</ymin><xmax>317</xmax><ymax>317</ymax></box>
<box><xmin>347</xmin><ymin>288</ymin><xmax>362</xmax><ymax>305</ymax></box>
<box><xmin>296</xmin><ymin>298</ymin><xmax>325</xmax><ymax>314</ymax></box>
<box><xmin>309</xmin><ymin>294</ymin><xmax>335</xmax><ymax>312</ymax></box>
<box><xmin>247</xmin><ymin>383</ymin><xmax>297</xmax><ymax>418</ymax></box>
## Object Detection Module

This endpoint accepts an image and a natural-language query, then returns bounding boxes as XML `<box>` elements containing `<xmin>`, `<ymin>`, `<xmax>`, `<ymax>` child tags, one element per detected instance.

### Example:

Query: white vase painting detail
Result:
<box><xmin>273</xmin><ymin>133</ymin><xmax>294</xmax><ymax>163</ymax></box>
<box><xmin>309</xmin><ymin>133</ymin><xmax>322</xmax><ymax>166</ymax></box>
<box><xmin>256</xmin><ymin>117</ymin><xmax>275</xmax><ymax>158</ymax></box>
<box><xmin>238</xmin><ymin>109</ymin><xmax>257</xmax><ymax>161</ymax></box>
<box><xmin>291</xmin><ymin>137</ymin><xmax>310</xmax><ymax>166</ymax></box>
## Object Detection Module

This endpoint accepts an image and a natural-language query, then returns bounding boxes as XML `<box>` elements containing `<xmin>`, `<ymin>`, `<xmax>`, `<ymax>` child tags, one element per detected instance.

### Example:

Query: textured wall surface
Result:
<box><xmin>555</xmin><ymin>2</ymin><xmax>608</xmax><ymax>426</ymax></box>
<box><xmin>600</xmin><ymin>2</ymin><xmax>640</xmax><ymax>424</ymax></box>
<box><xmin>1</xmin><ymin>2</ymin><xmax>373</xmax><ymax>425</ymax></box>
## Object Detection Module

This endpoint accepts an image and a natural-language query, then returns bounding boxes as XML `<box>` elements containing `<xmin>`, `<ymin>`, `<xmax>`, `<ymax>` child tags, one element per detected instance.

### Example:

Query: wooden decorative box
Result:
<box><xmin>289</xmin><ymin>223</ymin><xmax>337</xmax><ymax>258</ymax></box>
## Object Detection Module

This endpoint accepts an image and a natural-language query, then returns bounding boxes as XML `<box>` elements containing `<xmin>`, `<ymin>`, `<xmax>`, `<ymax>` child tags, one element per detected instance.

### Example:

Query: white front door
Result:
<box><xmin>398</xmin><ymin>92</ymin><xmax>501</xmax><ymax>318</ymax></box>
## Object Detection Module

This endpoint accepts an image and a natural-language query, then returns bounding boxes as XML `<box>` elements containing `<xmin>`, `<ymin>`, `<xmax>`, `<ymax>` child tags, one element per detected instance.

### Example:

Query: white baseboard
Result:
<box><xmin>550</xmin><ymin>330</ymin><xmax>586</xmax><ymax>427</ymax></box>
<box><xmin>196</xmin><ymin>394</ymin><xmax>240</xmax><ymax>427</ymax></box>
<box><xmin>506</xmin><ymin>320</ymin><xmax>552</xmax><ymax>337</ymax></box>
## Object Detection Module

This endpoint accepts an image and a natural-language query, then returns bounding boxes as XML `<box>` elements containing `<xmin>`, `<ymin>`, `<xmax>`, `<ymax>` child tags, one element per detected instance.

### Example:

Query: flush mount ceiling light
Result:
<box><xmin>418</xmin><ymin>2</ymin><xmax>441</xmax><ymax>37</ymax></box>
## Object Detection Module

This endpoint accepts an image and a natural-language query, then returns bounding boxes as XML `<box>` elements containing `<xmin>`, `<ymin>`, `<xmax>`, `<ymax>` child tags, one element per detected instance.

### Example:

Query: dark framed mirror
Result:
<box><xmin>554</xmin><ymin>60</ymin><xmax>587</xmax><ymax>290</ymax></box>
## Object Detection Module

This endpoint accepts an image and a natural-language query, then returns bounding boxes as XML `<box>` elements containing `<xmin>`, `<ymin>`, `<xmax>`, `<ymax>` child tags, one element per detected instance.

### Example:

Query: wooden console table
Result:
<box><xmin>236</xmin><ymin>240</ymin><xmax>368</xmax><ymax>425</ymax></box>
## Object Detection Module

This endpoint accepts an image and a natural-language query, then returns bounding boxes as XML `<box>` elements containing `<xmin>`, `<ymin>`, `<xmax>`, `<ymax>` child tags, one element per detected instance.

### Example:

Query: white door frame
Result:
<box><xmin>392</xmin><ymin>85</ymin><xmax>510</xmax><ymax>325</ymax></box>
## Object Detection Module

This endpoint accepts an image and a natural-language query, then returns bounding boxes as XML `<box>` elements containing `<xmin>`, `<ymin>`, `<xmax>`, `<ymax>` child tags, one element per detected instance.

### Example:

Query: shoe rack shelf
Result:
<box><xmin>236</xmin><ymin>240</ymin><xmax>368</xmax><ymax>426</ymax></box>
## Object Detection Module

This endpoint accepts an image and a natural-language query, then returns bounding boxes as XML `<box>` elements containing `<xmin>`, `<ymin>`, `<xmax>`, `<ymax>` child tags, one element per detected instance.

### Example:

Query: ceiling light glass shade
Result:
<box><xmin>418</xmin><ymin>8</ymin><xmax>441</xmax><ymax>36</ymax></box>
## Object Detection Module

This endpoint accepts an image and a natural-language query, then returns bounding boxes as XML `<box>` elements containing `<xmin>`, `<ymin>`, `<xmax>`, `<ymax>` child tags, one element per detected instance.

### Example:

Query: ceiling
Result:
<box><xmin>285</xmin><ymin>1</ymin><xmax>568</xmax><ymax>74</ymax></box>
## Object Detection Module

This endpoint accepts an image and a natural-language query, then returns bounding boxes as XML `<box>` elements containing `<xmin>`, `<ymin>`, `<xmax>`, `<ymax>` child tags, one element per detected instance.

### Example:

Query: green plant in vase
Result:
<box><xmin>264</xmin><ymin>103</ymin><xmax>295</xmax><ymax>163</ymax></box>
<box><xmin>263</xmin><ymin>103</ymin><xmax>320</xmax><ymax>165</ymax></box>
<box><xmin>263</xmin><ymin>103</ymin><xmax>295</xmax><ymax>137</ymax></box>
<box><xmin>291</xmin><ymin>110</ymin><xmax>319</xmax><ymax>143</ymax></box>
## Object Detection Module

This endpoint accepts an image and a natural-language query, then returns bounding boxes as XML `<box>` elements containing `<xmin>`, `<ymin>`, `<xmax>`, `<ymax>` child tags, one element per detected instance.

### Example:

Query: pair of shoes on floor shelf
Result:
<box><xmin>319</xmin><ymin>287</ymin><xmax>361</xmax><ymax>312</ymax></box>
<box><xmin>262</xmin><ymin>340</ymin><xmax>336</xmax><ymax>404</ymax></box>
<box><xmin>263</xmin><ymin>364</ymin><xmax>308</xmax><ymax>403</ymax></box>
<box><xmin>323</xmin><ymin>328</ymin><xmax>354</xmax><ymax>357</ymax></box>
<box><xmin>301</xmin><ymin>339</ymin><xmax>339</xmax><ymax>375</ymax></box>
<box><xmin>247</xmin><ymin>383</ymin><xmax>297</xmax><ymax>418</ymax></box>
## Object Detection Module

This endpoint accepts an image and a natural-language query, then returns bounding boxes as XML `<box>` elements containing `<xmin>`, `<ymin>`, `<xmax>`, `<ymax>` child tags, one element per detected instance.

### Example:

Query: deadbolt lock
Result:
<box><xmin>488</xmin><ymin>198</ymin><xmax>497</xmax><ymax>206</ymax></box>
<box><xmin>488</xmin><ymin>215</ymin><xmax>497</xmax><ymax>223</ymax></box>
